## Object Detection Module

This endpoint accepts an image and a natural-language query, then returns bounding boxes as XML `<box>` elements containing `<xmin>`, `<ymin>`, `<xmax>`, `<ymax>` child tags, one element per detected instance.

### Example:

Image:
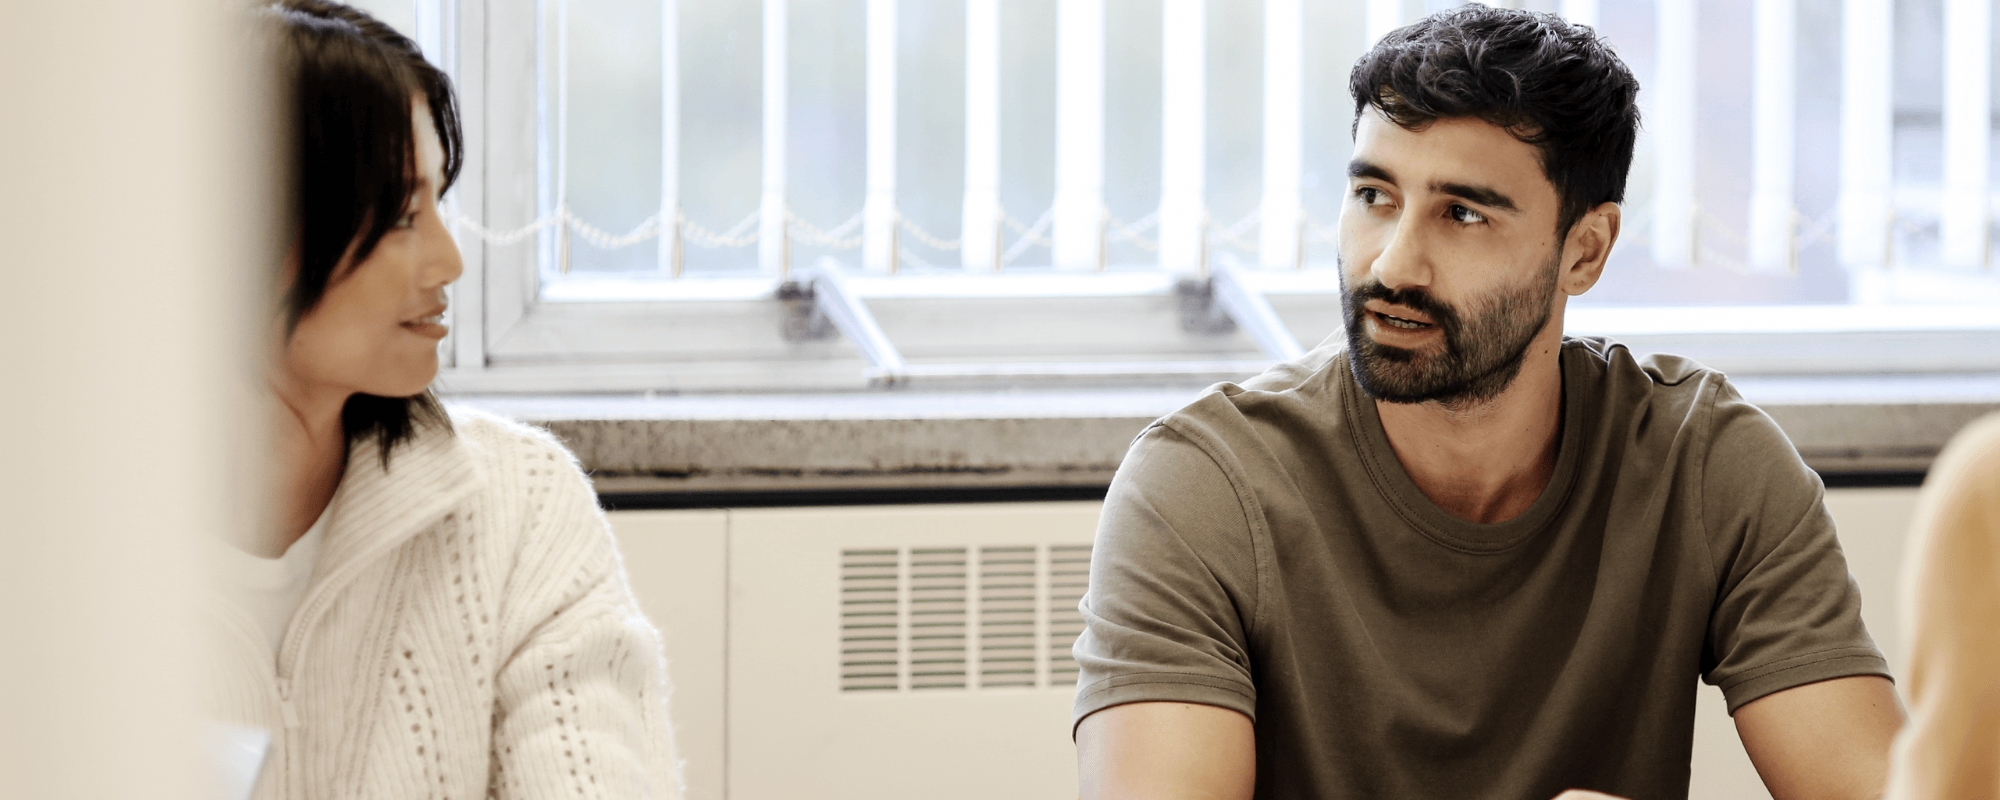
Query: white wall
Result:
<box><xmin>616</xmin><ymin>487</ymin><xmax>1921</xmax><ymax>800</ymax></box>
<box><xmin>0</xmin><ymin>2</ymin><xmax>262</xmax><ymax>799</ymax></box>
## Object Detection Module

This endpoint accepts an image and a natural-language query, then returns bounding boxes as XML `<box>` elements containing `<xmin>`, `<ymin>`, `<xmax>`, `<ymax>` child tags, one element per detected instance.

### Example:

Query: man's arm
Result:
<box><xmin>1696</xmin><ymin>384</ymin><xmax>1899</xmax><ymax>798</ymax></box>
<box><xmin>1077</xmin><ymin>702</ymin><xmax>1255</xmax><ymax>800</ymax></box>
<box><xmin>1734</xmin><ymin>675</ymin><xmax>1905</xmax><ymax>800</ymax></box>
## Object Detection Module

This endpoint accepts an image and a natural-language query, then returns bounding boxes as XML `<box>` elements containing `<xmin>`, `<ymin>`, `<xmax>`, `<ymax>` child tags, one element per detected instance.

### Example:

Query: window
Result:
<box><xmin>352</xmin><ymin>0</ymin><xmax>2000</xmax><ymax>395</ymax></box>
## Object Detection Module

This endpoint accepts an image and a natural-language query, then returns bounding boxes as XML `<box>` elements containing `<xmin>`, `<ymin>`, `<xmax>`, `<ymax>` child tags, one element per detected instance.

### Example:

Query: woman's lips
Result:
<box><xmin>402</xmin><ymin>313</ymin><xmax>449</xmax><ymax>339</ymax></box>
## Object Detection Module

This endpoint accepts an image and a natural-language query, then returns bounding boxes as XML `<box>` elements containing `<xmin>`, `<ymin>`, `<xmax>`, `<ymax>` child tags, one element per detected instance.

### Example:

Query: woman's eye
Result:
<box><xmin>1447</xmin><ymin>204</ymin><xmax>1487</xmax><ymax>225</ymax></box>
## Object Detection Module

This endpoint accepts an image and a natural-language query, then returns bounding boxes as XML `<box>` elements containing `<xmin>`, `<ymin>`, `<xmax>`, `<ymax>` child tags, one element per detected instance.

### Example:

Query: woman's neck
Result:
<box><xmin>241</xmin><ymin>378</ymin><xmax>350</xmax><ymax>558</ymax></box>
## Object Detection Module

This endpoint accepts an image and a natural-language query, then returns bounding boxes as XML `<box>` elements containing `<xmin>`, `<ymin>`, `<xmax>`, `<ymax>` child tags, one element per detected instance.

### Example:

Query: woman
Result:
<box><xmin>209</xmin><ymin>3</ymin><xmax>681</xmax><ymax>797</ymax></box>
<box><xmin>1887</xmin><ymin>411</ymin><xmax>2000</xmax><ymax>799</ymax></box>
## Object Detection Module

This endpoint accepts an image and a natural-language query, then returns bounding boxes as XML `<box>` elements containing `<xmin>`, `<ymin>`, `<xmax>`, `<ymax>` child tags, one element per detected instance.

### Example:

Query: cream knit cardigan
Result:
<box><xmin>207</xmin><ymin>407</ymin><xmax>682</xmax><ymax>800</ymax></box>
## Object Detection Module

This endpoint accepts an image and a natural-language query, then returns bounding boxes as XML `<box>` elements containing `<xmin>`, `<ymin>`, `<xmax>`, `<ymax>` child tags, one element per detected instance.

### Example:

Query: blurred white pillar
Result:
<box><xmin>1365</xmin><ymin>0</ymin><xmax>1402</xmax><ymax>44</ymax></box>
<box><xmin>660</xmin><ymin>0</ymin><xmax>682</xmax><ymax>276</ymax></box>
<box><xmin>1838</xmin><ymin>0</ymin><xmax>1894</xmax><ymax>272</ymax></box>
<box><xmin>1940</xmin><ymin>0</ymin><xmax>1992</xmax><ymax>270</ymax></box>
<box><xmin>1650</xmin><ymin>0</ymin><xmax>1697</xmax><ymax>268</ymax></box>
<box><xmin>961</xmin><ymin>0</ymin><xmax>1002</xmax><ymax>271</ymax></box>
<box><xmin>863</xmin><ymin>0</ymin><xmax>898</xmax><ymax>272</ymax></box>
<box><xmin>1052</xmin><ymin>0</ymin><xmax>1106</xmax><ymax>270</ymax></box>
<box><xmin>1747</xmin><ymin>0</ymin><xmax>1797</xmax><ymax>272</ymax></box>
<box><xmin>415</xmin><ymin>0</ymin><xmax>447</xmax><ymax>73</ymax></box>
<box><xmin>1159</xmin><ymin>0</ymin><xmax>1207</xmax><ymax>274</ymax></box>
<box><xmin>554</xmin><ymin>0</ymin><xmax>573</xmax><ymax>274</ymax></box>
<box><xmin>1</xmin><ymin>1</ymin><xmax>251</xmax><ymax>799</ymax></box>
<box><xmin>1561</xmin><ymin>0</ymin><xmax>1599</xmax><ymax>29</ymax></box>
<box><xmin>1260</xmin><ymin>0</ymin><xmax>1303</xmax><ymax>269</ymax></box>
<box><xmin>760</xmin><ymin>0</ymin><xmax>790</xmax><ymax>275</ymax></box>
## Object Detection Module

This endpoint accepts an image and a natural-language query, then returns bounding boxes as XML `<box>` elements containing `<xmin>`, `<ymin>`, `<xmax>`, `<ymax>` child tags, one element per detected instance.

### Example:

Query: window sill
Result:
<box><xmin>449</xmin><ymin>372</ymin><xmax>2000</xmax><ymax>500</ymax></box>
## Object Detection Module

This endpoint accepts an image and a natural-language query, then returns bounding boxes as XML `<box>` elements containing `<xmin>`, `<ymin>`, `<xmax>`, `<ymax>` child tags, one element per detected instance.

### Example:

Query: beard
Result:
<box><xmin>1339</xmin><ymin>250</ymin><xmax>1560</xmax><ymax>409</ymax></box>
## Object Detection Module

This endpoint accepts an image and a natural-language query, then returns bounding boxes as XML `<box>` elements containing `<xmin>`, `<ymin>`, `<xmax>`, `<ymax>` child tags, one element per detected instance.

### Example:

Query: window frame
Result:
<box><xmin>437</xmin><ymin>0</ymin><xmax>2000</xmax><ymax>398</ymax></box>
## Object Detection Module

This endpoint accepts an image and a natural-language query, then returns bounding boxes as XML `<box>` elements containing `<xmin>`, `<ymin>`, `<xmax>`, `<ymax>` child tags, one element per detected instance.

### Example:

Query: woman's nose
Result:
<box><xmin>423</xmin><ymin>215</ymin><xmax>464</xmax><ymax>288</ymax></box>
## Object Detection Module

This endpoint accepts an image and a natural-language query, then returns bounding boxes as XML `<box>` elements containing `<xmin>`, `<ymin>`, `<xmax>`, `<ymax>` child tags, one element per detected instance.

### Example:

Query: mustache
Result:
<box><xmin>1344</xmin><ymin>279</ymin><xmax>1462</xmax><ymax>331</ymax></box>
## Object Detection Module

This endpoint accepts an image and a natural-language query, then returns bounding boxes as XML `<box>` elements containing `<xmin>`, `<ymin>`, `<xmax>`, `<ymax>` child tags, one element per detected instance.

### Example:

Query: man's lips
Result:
<box><xmin>1365</xmin><ymin>302</ymin><xmax>1435</xmax><ymax>330</ymax></box>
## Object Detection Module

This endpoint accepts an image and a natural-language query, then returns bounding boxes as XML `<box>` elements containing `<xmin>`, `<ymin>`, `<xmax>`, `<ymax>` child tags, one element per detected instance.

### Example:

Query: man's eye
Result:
<box><xmin>1355</xmin><ymin>187</ymin><xmax>1385</xmax><ymax>205</ymax></box>
<box><xmin>1447</xmin><ymin>204</ymin><xmax>1487</xmax><ymax>225</ymax></box>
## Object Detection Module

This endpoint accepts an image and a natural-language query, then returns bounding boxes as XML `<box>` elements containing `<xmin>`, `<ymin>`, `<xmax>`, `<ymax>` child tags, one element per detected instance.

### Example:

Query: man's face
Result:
<box><xmin>1337</xmin><ymin>109</ymin><xmax>1568</xmax><ymax>407</ymax></box>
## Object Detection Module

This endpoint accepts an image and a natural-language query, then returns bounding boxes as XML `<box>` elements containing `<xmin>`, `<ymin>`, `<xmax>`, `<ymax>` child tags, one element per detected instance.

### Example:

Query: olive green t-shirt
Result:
<box><xmin>1072</xmin><ymin>337</ymin><xmax>1889</xmax><ymax>800</ymax></box>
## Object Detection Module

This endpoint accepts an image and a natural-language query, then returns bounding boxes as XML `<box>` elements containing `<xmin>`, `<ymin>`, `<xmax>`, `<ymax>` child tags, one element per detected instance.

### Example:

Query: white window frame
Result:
<box><xmin>432</xmin><ymin>0</ymin><xmax>2000</xmax><ymax>397</ymax></box>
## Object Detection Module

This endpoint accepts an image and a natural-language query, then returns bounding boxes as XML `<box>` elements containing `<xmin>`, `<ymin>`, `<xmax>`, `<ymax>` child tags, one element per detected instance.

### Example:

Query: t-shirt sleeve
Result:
<box><xmin>1699</xmin><ymin>381</ymin><xmax>1891</xmax><ymax>713</ymax></box>
<box><xmin>1072</xmin><ymin>423</ymin><xmax>1262</xmax><ymax>733</ymax></box>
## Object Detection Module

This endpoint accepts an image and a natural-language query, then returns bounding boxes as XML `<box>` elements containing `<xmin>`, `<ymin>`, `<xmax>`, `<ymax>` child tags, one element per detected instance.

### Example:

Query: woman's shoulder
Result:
<box><xmin>438</xmin><ymin>404</ymin><xmax>594</xmax><ymax>499</ymax></box>
<box><xmin>436</xmin><ymin>405</ymin><xmax>604</xmax><ymax>536</ymax></box>
<box><xmin>443</xmin><ymin>404</ymin><xmax>578</xmax><ymax>461</ymax></box>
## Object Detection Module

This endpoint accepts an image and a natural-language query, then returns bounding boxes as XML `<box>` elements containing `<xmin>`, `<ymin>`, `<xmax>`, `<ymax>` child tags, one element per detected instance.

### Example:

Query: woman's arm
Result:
<box><xmin>487</xmin><ymin>433</ymin><xmax>682</xmax><ymax>799</ymax></box>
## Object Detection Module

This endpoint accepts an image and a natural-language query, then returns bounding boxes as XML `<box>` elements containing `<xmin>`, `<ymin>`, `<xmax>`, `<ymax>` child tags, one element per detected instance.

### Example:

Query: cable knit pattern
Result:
<box><xmin>205</xmin><ymin>407</ymin><xmax>682</xmax><ymax>800</ymax></box>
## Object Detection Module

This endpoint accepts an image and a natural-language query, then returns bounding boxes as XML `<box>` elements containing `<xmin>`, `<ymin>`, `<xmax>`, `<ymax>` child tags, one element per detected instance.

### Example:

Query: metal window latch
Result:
<box><xmin>777</xmin><ymin>257</ymin><xmax>909</xmax><ymax>387</ymax></box>
<box><xmin>1176</xmin><ymin>254</ymin><xmax>1308</xmax><ymax>363</ymax></box>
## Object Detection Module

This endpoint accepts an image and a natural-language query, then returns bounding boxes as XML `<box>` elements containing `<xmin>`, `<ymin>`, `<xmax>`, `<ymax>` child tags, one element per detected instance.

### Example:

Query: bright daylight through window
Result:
<box><xmin>349</xmin><ymin>0</ymin><xmax>2000</xmax><ymax>395</ymax></box>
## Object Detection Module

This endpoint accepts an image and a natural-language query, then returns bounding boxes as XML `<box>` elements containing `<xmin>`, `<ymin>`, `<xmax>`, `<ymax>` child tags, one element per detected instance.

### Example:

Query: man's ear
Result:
<box><xmin>1560</xmin><ymin>202</ymin><xmax>1620</xmax><ymax>296</ymax></box>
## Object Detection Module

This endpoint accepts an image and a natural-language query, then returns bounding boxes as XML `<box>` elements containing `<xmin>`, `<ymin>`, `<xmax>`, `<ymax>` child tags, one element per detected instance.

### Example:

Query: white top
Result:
<box><xmin>202</xmin><ymin>408</ymin><xmax>682</xmax><ymax>800</ymax></box>
<box><xmin>214</xmin><ymin>508</ymin><xmax>329</xmax><ymax>654</ymax></box>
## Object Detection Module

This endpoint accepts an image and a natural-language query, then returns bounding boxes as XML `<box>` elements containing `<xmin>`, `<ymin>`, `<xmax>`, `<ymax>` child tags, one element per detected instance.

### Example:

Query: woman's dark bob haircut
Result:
<box><xmin>1349</xmin><ymin>5</ymin><xmax>1641</xmax><ymax>238</ymax></box>
<box><xmin>263</xmin><ymin>0</ymin><xmax>465</xmax><ymax>464</ymax></box>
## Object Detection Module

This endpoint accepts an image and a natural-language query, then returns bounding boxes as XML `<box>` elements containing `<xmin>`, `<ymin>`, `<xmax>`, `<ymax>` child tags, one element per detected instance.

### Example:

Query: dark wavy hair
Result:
<box><xmin>263</xmin><ymin>0</ymin><xmax>464</xmax><ymax>464</ymax></box>
<box><xmin>1349</xmin><ymin>5</ymin><xmax>1640</xmax><ymax>237</ymax></box>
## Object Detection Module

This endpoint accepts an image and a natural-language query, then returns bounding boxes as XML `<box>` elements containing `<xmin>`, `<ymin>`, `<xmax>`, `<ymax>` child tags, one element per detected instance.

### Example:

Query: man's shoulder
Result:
<box><xmin>1163</xmin><ymin>339</ymin><xmax>1345</xmax><ymax>433</ymax></box>
<box><xmin>1565</xmin><ymin>335</ymin><xmax>1720</xmax><ymax>391</ymax></box>
<box><xmin>1147</xmin><ymin>340</ymin><xmax>1348</xmax><ymax>471</ymax></box>
<box><xmin>1565</xmin><ymin>336</ymin><xmax>1809</xmax><ymax>503</ymax></box>
<box><xmin>1565</xmin><ymin>336</ymin><xmax>1738</xmax><ymax>427</ymax></box>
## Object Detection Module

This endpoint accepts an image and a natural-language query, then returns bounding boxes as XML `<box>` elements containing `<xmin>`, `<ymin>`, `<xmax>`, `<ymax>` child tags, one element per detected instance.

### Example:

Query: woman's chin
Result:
<box><xmin>365</xmin><ymin>364</ymin><xmax>440</xmax><ymax>399</ymax></box>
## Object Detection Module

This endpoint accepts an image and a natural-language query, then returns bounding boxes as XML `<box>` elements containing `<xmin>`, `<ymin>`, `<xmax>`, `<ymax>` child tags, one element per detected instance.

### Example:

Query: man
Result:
<box><xmin>1072</xmin><ymin>7</ymin><xmax>1903</xmax><ymax>800</ymax></box>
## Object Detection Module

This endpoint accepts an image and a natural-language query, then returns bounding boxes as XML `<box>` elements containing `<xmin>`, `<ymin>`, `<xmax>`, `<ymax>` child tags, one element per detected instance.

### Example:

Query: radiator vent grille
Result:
<box><xmin>838</xmin><ymin>549</ymin><xmax>900</xmax><ymax>692</ymax></box>
<box><xmin>839</xmin><ymin>543</ymin><xmax>1092</xmax><ymax>693</ymax></box>
<box><xmin>1047</xmin><ymin>544</ymin><xmax>1093</xmax><ymax>687</ymax></box>
<box><xmin>909</xmin><ymin>548</ymin><xmax>969</xmax><ymax>690</ymax></box>
<box><xmin>979</xmin><ymin>546</ymin><xmax>1037</xmax><ymax>688</ymax></box>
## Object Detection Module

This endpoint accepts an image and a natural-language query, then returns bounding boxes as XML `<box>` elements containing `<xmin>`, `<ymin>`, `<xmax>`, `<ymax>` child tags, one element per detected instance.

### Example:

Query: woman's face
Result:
<box><xmin>280</xmin><ymin>98</ymin><xmax>462</xmax><ymax>406</ymax></box>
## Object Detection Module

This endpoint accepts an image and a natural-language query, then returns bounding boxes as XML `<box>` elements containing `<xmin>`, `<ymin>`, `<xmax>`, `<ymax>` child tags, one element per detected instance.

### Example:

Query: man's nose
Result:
<box><xmin>1371</xmin><ymin>216</ymin><xmax>1433</xmax><ymax>292</ymax></box>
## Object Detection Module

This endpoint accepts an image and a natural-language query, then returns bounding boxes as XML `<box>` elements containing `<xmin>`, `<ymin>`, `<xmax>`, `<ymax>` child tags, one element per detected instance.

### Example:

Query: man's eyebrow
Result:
<box><xmin>1432</xmin><ymin>181</ymin><xmax>1519</xmax><ymax>213</ymax></box>
<box><xmin>1349</xmin><ymin>160</ymin><xmax>1521</xmax><ymax>213</ymax></box>
<box><xmin>1347</xmin><ymin>160</ymin><xmax>1394</xmax><ymax>184</ymax></box>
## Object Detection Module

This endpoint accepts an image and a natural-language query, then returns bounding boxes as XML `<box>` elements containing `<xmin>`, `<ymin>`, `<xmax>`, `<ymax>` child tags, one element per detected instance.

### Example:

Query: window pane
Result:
<box><xmin>507</xmin><ymin>0</ymin><xmax>1999</xmax><ymax>328</ymax></box>
<box><xmin>563</xmin><ymin>0</ymin><xmax>664</xmax><ymax>273</ymax></box>
<box><xmin>677</xmin><ymin>0</ymin><xmax>763</xmax><ymax>273</ymax></box>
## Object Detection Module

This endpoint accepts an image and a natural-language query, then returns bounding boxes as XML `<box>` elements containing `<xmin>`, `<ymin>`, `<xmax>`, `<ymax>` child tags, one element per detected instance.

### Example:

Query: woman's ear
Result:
<box><xmin>1559</xmin><ymin>202</ymin><xmax>1620</xmax><ymax>296</ymax></box>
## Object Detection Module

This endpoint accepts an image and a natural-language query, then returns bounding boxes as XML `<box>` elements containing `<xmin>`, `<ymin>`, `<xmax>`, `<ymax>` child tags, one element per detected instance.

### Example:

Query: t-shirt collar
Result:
<box><xmin>1336</xmin><ymin>340</ymin><xmax>1588</xmax><ymax>552</ymax></box>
